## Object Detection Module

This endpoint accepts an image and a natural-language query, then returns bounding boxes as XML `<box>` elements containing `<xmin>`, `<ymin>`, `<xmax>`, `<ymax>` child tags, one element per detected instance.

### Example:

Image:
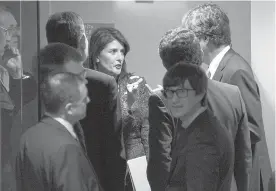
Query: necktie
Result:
<box><xmin>73</xmin><ymin>122</ymin><xmax>87</xmax><ymax>154</ymax></box>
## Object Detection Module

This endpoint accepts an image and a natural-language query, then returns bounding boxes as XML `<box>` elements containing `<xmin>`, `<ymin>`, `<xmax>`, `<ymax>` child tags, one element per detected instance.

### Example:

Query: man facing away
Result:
<box><xmin>15</xmin><ymin>72</ymin><xmax>103</xmax><ymax>191</ymax></box>
<box><xmin>182</xmin><ymin>3</ymin><xmax>271</xmax><ymax>190</ymax></box>
<box><xmin>44</xmin><ymin>12</ymin><xmax>123</xmax><ymax>191</ymax></box>
<box><xmin>147</xmin><ymin>27</ymin><xmax>252</xmax><ymax>191</ymax></box>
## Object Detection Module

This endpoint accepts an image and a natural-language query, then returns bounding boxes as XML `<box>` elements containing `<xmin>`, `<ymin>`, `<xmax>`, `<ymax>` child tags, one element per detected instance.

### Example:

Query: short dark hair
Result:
<box><xmin>46</xmin><ymin>11</ymin><xmax>84</xmax><ymax>49</ymax></box>
<box><xmin>39</xmin><ymin>43</ymin><xmax>83</xmax><ymax>80</ymax></box>
<box><xmin>159</xmin><ymin>27</ymin><xmax>203</xmax><ymax>70</ymax></box>
<box><xmin>163</xmin><ymin>61</ymin><xmax>208</xmax><ymax>96</ymax></box>
<box><xmin>41</xmin><ymin>72</ymin><xmax>86</xmax><ymax>114</ymax></box>
<box><xmin>88</xmin><ymin>27</ymin><xmax>130</xmax><ymax>75</ymax></box>
<box><xmin>182</xmin><ymin>3</ymin><xmax>231</xmax><ymax>47</ymax></box>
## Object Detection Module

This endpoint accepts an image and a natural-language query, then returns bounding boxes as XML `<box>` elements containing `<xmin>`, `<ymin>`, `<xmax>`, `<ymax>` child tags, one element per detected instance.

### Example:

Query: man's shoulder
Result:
<box><xmin>208</xmin><ymin>80</ymin><xmax>242</xmax><ymax>109</ymax></box>
<box><xmin>20</xmin><ymin>119</ymin><xmax>77</xmax><ymax>152</ymax></box>
<box><xmin>149</xmin><ymin>90</ymin><xmax>165</xmax><ymax>105</ymax></box>
<box><xmin>225</xmin><ymin>49</ymin><xmax>252</xmax><ymax>74</ymax></box>
<box><xmin>209</xmin><ymin>80</ymin><xmax>241</xmax><ymax>98</ymax></box>
<box><xmin>210</xmin><ymin>79</ymin><xmax>239</xmax><ymax>94</ymax></box>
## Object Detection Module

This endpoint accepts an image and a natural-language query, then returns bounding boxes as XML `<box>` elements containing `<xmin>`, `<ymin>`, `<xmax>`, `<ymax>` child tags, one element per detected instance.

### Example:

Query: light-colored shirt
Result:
<box><xmin>46</xmin><ymin>113</ymin><xmax>78</xmax><ymax>140</ymax></box>
<box><xmin>206</xmin><ymin>45</ymin><xmax>230</xmax><ymax>79</ymax></box>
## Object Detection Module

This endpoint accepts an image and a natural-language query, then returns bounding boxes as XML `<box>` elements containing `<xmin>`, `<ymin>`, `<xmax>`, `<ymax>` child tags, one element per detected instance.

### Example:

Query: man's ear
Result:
<box><xmin>78</xmin><ymin>35</ymin><xmax>88</xmax><ymax>61</ymax></box>
<box><xmin>65</xmin><ymin>103</ymin><xmax>74</xmax><ymax>115</ymax></box>
<box><xmin>201</xmin><ymin>35</ymin><xmax>209</xmax><ymax>47</ymax></box>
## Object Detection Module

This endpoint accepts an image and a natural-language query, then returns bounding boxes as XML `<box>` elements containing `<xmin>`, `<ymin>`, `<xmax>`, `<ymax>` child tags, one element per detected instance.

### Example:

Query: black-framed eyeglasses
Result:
<box><xmin>163</xmin><ymin>88</ymin><xmax>194</xmax><ymax>98</ymax></box>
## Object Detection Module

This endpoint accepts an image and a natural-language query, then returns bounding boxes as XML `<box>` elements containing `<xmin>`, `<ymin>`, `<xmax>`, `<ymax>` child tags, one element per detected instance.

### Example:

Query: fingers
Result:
<box><xmin>127</xmin><ymin>82</ymin><xmax>139</xmax><ymax>93</ymax></box>
<box><xmin>127</xmin><ymin>77</ymin><xmax>143</xmax><ymax>88</ymax></box>
<box><xmin>129</xmin><ymin>75</ymin><xmax>140</xmax><ymax>80</ymax></box>
<box><xmin>157</xmin><ymin>84</ymin><xmax>163</xmax><ymax>88</ymax></box>
<box><xmin>145</xmin><ymin>84</ymin><xmax>153</xmax><ymax>92</ymax></box>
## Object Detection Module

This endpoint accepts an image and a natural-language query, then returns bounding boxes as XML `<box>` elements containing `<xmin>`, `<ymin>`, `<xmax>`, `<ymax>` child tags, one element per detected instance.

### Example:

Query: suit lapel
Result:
<box><xmin>213</xmin><ymin>48</ymin><xmax>235</xmax><ymax>81</ymax></box>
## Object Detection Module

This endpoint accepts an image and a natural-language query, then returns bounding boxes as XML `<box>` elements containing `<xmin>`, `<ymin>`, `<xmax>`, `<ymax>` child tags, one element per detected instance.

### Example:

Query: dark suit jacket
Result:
<box><xmin>15</xmin><ymin>117</ymin><xmax>102</xmax><ymax>191</ymax></box>
<box><xmin>147</xmin><ymin>79</ymin><xmax>252</xmax><ymax>191</ymax></box>
<box><xmin>167</xmin><ymin>109</ymin><xmax>234</xmax><ymax>191</ymax></box>
<box><xmin>208</xmin><ymin>80</ymin><xmax>252</xmax><ymax>191</ymax></box>
<box><xmin>213</xmin><ymin>48</ymin><xmax>272</xmax><ymax>191</ymax></box>
<box><xmin>79</xmin><ymin>69</ymin><xmax>120</xmax><ymax>191</ymax></box>
<box><xmin>213</xmin><ymin>48</ymin><xmax>262</xmax><ymax>144</ymax></box>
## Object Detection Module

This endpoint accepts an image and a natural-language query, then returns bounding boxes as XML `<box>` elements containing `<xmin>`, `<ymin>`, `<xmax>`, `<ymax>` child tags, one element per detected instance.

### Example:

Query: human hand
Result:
<box><xmin>2</xmin><ymin>45</ymin><xmax>22</xmax><ymax>79</ymax></box>
<box><xmin>145</xmin><ymin>84</ymin><xmax>163</xmax><ymax>94</ymax></box>
<box><xmin>126</xmin><ymin>76</ymin><xmax>144</xmax><ymax>107</ymax></box>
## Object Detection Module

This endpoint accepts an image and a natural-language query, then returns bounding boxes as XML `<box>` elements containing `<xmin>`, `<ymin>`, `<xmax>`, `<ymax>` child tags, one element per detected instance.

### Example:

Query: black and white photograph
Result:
<box><xmin>0</xmin><ymin>1</ymin><xmax>275</xmax><ymax>191</ymax></box>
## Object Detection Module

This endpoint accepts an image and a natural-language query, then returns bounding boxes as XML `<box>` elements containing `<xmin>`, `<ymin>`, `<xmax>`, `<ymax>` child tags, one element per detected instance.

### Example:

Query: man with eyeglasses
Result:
<box><xmin>147</xmin><ymin>27</ymin><xmax>251</xmax><ymax>191</ymax></box>
<box><xmin>0</xmin><ymin>5</ymin><xmax>37</xmax><ymax>191</ymax></box>
<box><xmin>157</xmin><ymin>62</ymin><xmax>234</xmax><ymax>191</ymax></box>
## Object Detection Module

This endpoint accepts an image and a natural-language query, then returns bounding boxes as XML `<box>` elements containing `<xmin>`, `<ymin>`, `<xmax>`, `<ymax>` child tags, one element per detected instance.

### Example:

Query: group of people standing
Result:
<box><xmin>0</xmin><ymin>2</ymin><xmax>273</xmax><ymax>191</ymax></box>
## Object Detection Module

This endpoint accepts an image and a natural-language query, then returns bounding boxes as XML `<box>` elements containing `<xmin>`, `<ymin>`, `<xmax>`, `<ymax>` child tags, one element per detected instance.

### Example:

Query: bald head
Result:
<box><xmin>0</xmin><ymin>5</ymin><xmax>18</xmax><ymax>53</ymax></box>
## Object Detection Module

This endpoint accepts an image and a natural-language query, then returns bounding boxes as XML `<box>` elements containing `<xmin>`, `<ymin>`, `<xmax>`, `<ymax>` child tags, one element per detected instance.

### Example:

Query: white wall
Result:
<box><xmin>41</xmin><ymin>1</ymin><xmax>251</xmax><ymax>88</ymax></box>
<box><xmin>114</xmin><ymin>1</ymin><xmax>251</xmax><ymax>87</ymax></box>
<box><xmin>251</xmin><ymin>1</ymin><xmax>275</xmax><ymax>170</ymax></box>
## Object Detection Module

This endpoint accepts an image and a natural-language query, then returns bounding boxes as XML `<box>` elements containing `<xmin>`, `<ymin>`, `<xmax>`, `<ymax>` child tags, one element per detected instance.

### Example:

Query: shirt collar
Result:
<box><xmin>206</xmin><ymin>45</ymin><xmax>230</xmax><ymax>79</ymax></box>
<box><xmin>45</xmin><ymin>113</ymin><xmax>78</xmax><ymax>140</ymax></box>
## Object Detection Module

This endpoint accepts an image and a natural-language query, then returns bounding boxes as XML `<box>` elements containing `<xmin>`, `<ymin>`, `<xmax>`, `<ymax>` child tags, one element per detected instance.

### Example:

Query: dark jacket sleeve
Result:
<box><xmin>102</xmin><ymin>76</ymin><xmax>126</xmax><ymax>191</ymax></box>
<box><xmin>106</xmin><ymin>76</ymin><xmax>118</xmax><ymax>134</ymax></box>
<box><xmin>234</xmin><ymin>89</ymin><xmax>252</xmax><ymax>191</ymax></box>
<box><xmin>147</xmin><ymin>94</ymin><xmax>173</xmax><ymax>191</ymax></box>
<box><xmin>229</xmin><ymin>69</ymin><xmax>263</xmax><ymax>144</ymax></box>
<box><xmin>52</xmin><ymin>145</ymin><xmax>102</xmax><ymax>191</ymax></box>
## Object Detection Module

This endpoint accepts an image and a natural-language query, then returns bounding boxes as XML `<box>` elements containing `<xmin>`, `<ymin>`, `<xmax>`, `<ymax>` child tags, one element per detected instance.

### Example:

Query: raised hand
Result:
<box><xmin>126</xmin><ymin>76</ymin><xmax>144</xmax><ymax>107</ymax></box>
<box><xmin>145</xmin><ymin>84</ymin><xmax>163</xmax><ymax>94</ymax></box>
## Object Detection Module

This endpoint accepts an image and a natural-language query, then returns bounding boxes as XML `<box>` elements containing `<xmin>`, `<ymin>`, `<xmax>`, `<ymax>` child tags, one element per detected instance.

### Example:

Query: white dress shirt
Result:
<box><xmin>206</xmin><ymin>45</ymin><xmax>230</xmax><ymax>79</ymax></box>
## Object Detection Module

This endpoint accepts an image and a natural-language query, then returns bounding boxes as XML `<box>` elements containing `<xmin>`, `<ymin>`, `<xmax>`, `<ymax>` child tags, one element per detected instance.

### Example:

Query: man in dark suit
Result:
<box><xmin>147</xmin><ymin>27</ymin><xmax>252</xmax><ymax>191</ymax></box>
<box><xmin>182</xmin><ymin>3</ymin><xmax>272</xmax><ymax>191</ymax></box>
<box><xmin>156</xmin><ymin>62</ymin><xmax>234</xmax><ymax>191</ymax></box>
<box><xmin>43</xmin><ymin>12</ymin><xmax>122</xmax><ymax>190</ymax></box>
<box><xmin>15</xmin><ymin>72</ymin><xmax>102</xmax><ymax>191</ymax></box>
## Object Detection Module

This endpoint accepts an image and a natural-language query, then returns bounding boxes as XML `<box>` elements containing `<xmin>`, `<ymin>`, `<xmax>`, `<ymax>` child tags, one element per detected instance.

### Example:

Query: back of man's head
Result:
<box><xmin>41</xmin><ymin>72</ymin><xmax>85</xmax><ymax>115</ymax></box>
<box><xmin>181</xmin><ymin>3</ymin><xmax>231</xmax><ymax>47</ymax></box>
<box><xmin>46</xmin><ymin>12</ymin><xmax>83</xmax><ymax>48</ymax></box>
<box><xmin>46</xmin><ymin>11</ymin><xmax>88</xmax><ymax>61</ymax></box>
<box><xmin>159</xmin><ymin>27</ymin><xmax>203</xmax><ymax>70</ymax></box>
<box><xmin>39</xmin><ymin>42</ymin><xmax>83</xmax><ymax>81</ymax></box>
